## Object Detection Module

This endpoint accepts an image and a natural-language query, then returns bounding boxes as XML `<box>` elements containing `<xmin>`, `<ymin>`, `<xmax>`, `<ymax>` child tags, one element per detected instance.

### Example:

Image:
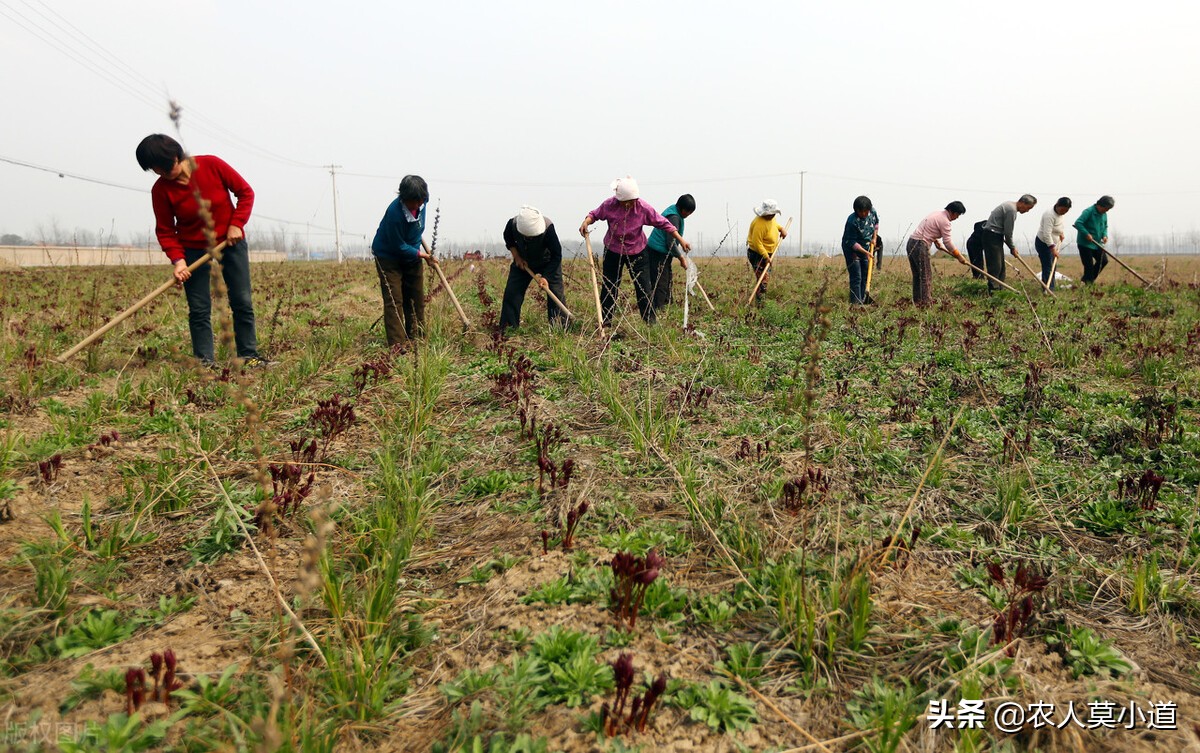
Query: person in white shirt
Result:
<box><xmin>1035</xmin><ymin>197</ymin><xmax>1072</xmax><ymax>290</ymax></box>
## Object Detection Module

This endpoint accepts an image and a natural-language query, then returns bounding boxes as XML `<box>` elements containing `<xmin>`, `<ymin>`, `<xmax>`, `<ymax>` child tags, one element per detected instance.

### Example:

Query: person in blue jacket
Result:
<box><xmin>840</xmin><ymin>195</ymin><xmax>878</xmax><ymax>305</ymax></box>
<box><xmin>371</xmin><ymin>175</ymin><xmax>432</xmax><ymax>345</ymax></box>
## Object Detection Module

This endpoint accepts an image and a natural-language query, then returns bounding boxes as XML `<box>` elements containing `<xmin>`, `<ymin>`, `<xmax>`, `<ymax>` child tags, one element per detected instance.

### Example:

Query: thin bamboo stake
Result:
<box><xmin>1048</xmin><ymin>254</ymin><xmax>1059</xmax><ymax>289</ymax></box>
<box><xmin>695</xmin><ymin>280</ymin><xmax>716</xmax><ymax>312</ymax></box>
<box><xmin>735</xmin><ymin>677</ymin><xmax>833</xmax><ymax>753</ymax></box>
<box><xmin>582</xmin><ymin>232</ymin><xmax>605</xmax><ymax>332</ymax></box>
<box><xmin>57</xmin><ymin>241</ymin><xmax>229</xmax><ymax>362</ymax></box>
<box><xmin>960</xmin><ymin>258</ymin><xmax>1019</xmax><ymax>293</ymax></box>
<box><xmin>421</xmin><ymin>239</ymin><xmax>470</xmax><ymax>328</ymax></box>
<box><xmin>193</xmin><ymin>434</ymin><xmax>328</xmax><ymax>667</ymax></box>
<box><xmin>1096</xmin><ymin>242</ymin><xmax>1150</xmax><ymax>285</ymax></box>
<box><xmin>682</xmin><ymin>273</ymin><xmax>690</xmax><ymax>329</ymax></box>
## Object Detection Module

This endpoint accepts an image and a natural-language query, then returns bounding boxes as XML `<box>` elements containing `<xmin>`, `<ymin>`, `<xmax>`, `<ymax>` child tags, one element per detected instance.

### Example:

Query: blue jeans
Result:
<box><xmin>182</xmin><ymin>239</ymin><xmax>259</xmax><ymax>362</ymax></box>
<box><xmin>1034</xmin><ymin>237</ymin><xmax>1057</xmax><ymax>290</ymax></box>
<box><xmin>842</xmin><ymin>247</ymin><xmax>869</xmax><ymax>304</ymax></box>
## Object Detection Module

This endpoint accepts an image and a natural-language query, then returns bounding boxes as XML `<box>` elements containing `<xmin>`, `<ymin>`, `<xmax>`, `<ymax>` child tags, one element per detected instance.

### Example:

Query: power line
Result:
<box><xmin>336</xmin><ymin>169</ymin><xmax>800</xmax><ymax>187</ymax></box>
<box><xmin>2</xmin><ymin>1</ymin><xmax>324</xmax><ymax>169</ymax></box>
<box><xmin>0</xmin><ymin>153</ymin><xmax>359</xmax><ymax>234</ymax></box>
<box><xmin>806</xmin><ymin>170</ymin><xmax>1200</xmax><ymax>198</ymax></box>
<box><xmin>0</xmin><ymin>154</ymin><xmax>147</xmax><ymax>193</ymax></box>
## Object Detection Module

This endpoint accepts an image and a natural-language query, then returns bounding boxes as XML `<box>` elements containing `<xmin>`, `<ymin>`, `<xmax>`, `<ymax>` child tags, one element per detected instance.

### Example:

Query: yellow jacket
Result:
<box><xmin>747</xmin><ymin>216</ymin><xmax>782</xmax><ymax>259</ymax></box>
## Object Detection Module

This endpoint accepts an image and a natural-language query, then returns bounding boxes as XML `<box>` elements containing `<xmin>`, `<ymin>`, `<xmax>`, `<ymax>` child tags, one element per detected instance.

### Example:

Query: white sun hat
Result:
<box><xmin>515</xmin><ymin>205</ymin><xmax>547</xmax><ymax>237</ymax></box>
<box><xmin>611</xmin><ymin>175</ymin><xmax>640</xmax><ymax>201</ymax></box>
<box><xmin>754</xmin><ymin>199</ymin><xmax>782</xmax><ymax>217</ymax></box>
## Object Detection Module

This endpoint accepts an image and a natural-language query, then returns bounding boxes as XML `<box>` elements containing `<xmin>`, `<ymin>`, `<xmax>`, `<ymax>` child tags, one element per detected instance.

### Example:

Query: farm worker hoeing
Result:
<box><xmin>906</xmin><ymin>201</ymin><xmax>968</xmax><ymax>306</ymax></box>
<box><xmin>645</xmin><ymin>194</ymin><xmax>697</xmax><ymax>314</ymax></box>
<box><xmin>746</xmin><ymin>199</ymin><xmax>787</xmax><ymax>304</ymax></box>
<box><xmin>371</xmin><ymin>175</ymin><xmax>433</xmax><ymax>346</ymax></box>
<box><xmin>840</xmin><ymin>195</ymin><xmax>878</xmax><ymax>306</ymax></box>
<box><xmin>981</xmin><ymin>194</ymin><xmax>1038</xmax><ymax>293</ymax></box>
<box><xmin>500</xmin><ymin>205</ymin><xmax>568</xmax><ymax>332</ymax></box>
<box><xmin>135</xmin><ymin>134</ymin><xmax>269</xmax><ymax>368</ymax></box>
<box><xmin>578</xmin><ymin>176</ymin><xmax>690</xmax><ymax>326</ymax></box>
<box><xmin>1074</xmin><ymin>195</ymin><xmax>1115</xmax><ymax>284</ymax></box>
<box><xmin>1035</xmin><ymin>197</ymin><xmax>1073</xmax><ymax>290</ymax></box>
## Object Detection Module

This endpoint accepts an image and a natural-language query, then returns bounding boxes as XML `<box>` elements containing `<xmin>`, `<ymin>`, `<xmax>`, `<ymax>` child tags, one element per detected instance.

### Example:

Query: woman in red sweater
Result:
<box><xmin>136</xmin><ymin>134</ymin><xmax>266</xmax><ymax>367</ymax></box>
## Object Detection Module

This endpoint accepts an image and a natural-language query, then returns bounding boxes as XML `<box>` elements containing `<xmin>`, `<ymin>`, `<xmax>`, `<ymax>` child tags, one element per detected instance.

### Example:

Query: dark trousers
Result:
<box><xmin>1079</xmin><ymin>245</ymin><xmax>1108</xmax><ymax>284</ymax></box>
<box><xmin>1034</xmin><ymin>237</ymin><xmax>1057</xmax><ymax>290</ymax></box>
<box><xmin>906</xmin><ymin>238</ymin><xmax>932</xmax><ymax>306</ymax></box>
<box><xmin>499</xmin><ymin>260</ymin><xmax>568</xmax><ymax>331</ymax></box>
<box><xmin>967</xmin><ymin>243</ymin><xmax>985</xmax><ymax>279</ymax></box>
<box><xmin>646</xmin><ymin>251</ymin><xmax>674</xmax><ymax>311</ymax></box>
<box><xmin>182</xmin><ymin>239</ymin><xmax>259</xmax><ymax>362</ymax></box>
<box><xmin>981</xmin><ymin>230</ymin><xmax>1007</xmax><ymax>291</ymax></box>
<box><xmin>375</xmin><ymin>255</ymin><xmax>425</xmax><ymax>345</ymax></box>
<box><xmin>842</xmin><ymin>247</ymin><xmax>870</xmax><ymax>305</ymax></box>
<box><xmin>601</xmin><ymin>249</ymin><xmax>654</xmax><ymax>325</ymax></box>
<box><xmin>747</xmin><ymin>248</ymin><xmax>770</xmax><ymax>301</ymax></box>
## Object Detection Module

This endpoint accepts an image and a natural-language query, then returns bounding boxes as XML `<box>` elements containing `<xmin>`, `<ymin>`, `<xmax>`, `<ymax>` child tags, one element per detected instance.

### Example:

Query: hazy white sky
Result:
<box><xmin>2</xmin><ymin>0</ymin><xmax>1198</xmax><ymax>255</ymax></box>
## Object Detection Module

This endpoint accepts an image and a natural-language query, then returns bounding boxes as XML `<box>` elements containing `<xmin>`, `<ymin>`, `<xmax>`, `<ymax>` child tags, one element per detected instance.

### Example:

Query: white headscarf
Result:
<box><xmin>514</xmin><ymin>205</ymin><xmax>547</xmax><ymax>237</ymax></box>
<box><xmin>611</xmin><ymin>175</ymin><xmax>640</xmax><ymax>201</ymax></box>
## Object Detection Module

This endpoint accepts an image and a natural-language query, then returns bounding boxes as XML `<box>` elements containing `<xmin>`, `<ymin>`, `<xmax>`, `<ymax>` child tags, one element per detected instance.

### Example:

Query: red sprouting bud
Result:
<box><xmin>164</xmin><ymin>648</ymin><xmax>177</xmax><ymax>673</ymax></box>
<box><xmin>1014</xmin><ymin>561</ymin><xmax>1029</xmax><ymax>589</ymax></box>
<box><xmin>611</xmin><ymin>653</ymin><xmax>635</xmax><ymax>690</ymax></box>
<box><xmin>644</xmin><ymin>549</ymin><xmax>665</xmax><ymax>572</ymax></box>
<box><xmin>986</xmin><ymin>562</ymin><xmax>1005</xmax><ymax>584</ymax></box>
<box><xmin>125</xmin><ymin>667</ymin><xmax>147</xmax><ymax>714</ymax></box>
<box><xmin>541</xmin><ymin>530</ymin><xmax>550</xmax><ymax>554</ymax></box>
<box><xmin>150</xmin><ymin>651</ymin><xmax>164</xmax><ymax>691</ymax></box>
<box><xmin>992</xmin><ymin>613</ymin><xmax>1007</xmax><ymax>643</ymax></box>
<box><xmin>1019</xmin><ymin>595</ymin><xmax>1034</xmax><ymax>625</ymax></box>
<box><xmin>634</xmin><ymin>568</ymin><xmax>659</xmax><ymax>586</ymax></box>
<box><xmin>649</xmin><ymin>674</ymin><xmax>667</xmax><ymax>698</ymax></box>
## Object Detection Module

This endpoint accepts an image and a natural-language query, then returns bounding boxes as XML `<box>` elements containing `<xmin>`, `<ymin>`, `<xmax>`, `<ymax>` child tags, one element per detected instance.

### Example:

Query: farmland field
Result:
<box><xmin>1</xmin><ymin>251</ymin><xmax>1199</xmax><ymax>752</ymax></box>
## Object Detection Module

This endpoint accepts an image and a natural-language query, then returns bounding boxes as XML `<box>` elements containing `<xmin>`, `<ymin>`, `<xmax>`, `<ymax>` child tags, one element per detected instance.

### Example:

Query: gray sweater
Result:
<box><xmin>984</xmin><ymin>202</ymin><xmax>1017</xmax><ymax>249</ymax></box>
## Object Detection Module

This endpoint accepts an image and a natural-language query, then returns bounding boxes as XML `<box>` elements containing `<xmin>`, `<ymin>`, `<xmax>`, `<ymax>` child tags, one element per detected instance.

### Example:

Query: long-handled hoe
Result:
<box><xmin>1095</xmin><ymin>241</ymin><xmax>1152</xmax><ymax>286</ymax></box>
<box><xmin>421</xmin><ymin>239</ymin><xmax>471</xmax><ymax>328</ymax></box>
<box><xmin>57</xmin><ymin>240</ymin><xmax>229</xmax><ymax>362</ymax></box>
<box><xmin>582</xmin><ymin>232</ymin><xmax>606</xmax><ymax>333</ymax></box>
<box><xmin>959</xmin><ymin>257</ymin><xmax>1020</xmax><ymax>293</ymax></box>
<box><xmin>1011</xmin><ymin>253</ymin><xmax>1055</xmax><ymax>296</ymax></box>
<box><xmin>516</xmin><ymin>259</ymin><xmax>574</xmax><ymax>321</ymax></box>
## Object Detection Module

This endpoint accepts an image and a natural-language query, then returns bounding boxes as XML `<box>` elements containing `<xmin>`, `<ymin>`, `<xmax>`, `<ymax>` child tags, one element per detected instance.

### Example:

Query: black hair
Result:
<box><xmin>1055</xmin><ymin>196</ymin><xmax>1072</xmax><ymax>209</ymax></box>
<box><xmin>945</xmin><ymin>201</ymin><xmax>966</xmax><ymax>214</ymax></box>
<box><xmin>852</xmin><ymin>195</ymin><xmax>872</xmax><ymax>213</ymax></box>
<box><xmin>1096</xmin><ymin>195</ymin><xmax>1115</xmax><ymax>209</ymax></box>
<box><xmin>676</xmin><ymin>194</ymin><xmax>696</xmax><ymax>213</ymax></box>
<box><xmin>135</xmin><ymin>134</ymin><xmax>185</xmax><ymax>172</ymax></box>
<box><xmin>398</xmin><ymin>175</ymin><xmax>429</xmax><ymax>204</ymax></box>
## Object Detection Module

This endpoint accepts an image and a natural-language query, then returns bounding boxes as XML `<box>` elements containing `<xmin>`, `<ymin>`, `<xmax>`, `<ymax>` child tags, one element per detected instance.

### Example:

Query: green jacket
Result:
<box><xmin>646</xmin><ymin>204</ymin><xmax>684</xmax><ymax>257</ymax></box>
<box><xmin>1073</xmin><ymin>205</ymin><xmax>1108</xmax><ymax>250</ymax></box>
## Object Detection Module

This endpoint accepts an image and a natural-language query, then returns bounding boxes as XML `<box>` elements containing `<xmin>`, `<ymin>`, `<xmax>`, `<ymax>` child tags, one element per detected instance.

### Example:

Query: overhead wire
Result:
<box><xmin>0</xmin><ymin>154</ymin><xmax>361</xmax><ymax>236</ymax></box>
<box><xmin>3</xmin><ymin>0</ymin><xmax>324</xmax><ymax>169</ymax></box>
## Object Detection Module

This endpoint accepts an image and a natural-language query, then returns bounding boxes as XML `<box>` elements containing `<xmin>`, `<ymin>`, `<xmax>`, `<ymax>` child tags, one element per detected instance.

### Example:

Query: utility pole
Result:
<box><xmin>797</xmin><ymin>170</ymin><xmax>806</xmax><ymax>257</ymax></box>
<box><xmin>326</xmin><ymin>164</ymin><xmax>343</xmax><ymax>263</ymax></box>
